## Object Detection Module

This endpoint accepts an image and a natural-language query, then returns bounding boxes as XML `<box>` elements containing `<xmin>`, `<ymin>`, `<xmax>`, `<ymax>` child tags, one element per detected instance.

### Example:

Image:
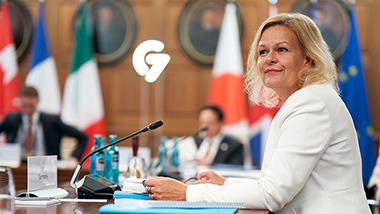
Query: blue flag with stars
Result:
<box><xmin>339</xmin><ymin>5</ymin><xmax>374</xmax><ymax>186</ymax></box>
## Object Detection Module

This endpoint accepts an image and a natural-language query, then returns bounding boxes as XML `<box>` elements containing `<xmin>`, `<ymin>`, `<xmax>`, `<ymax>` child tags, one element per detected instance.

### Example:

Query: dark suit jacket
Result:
<box><xmin>0</xmin><ymin>112</ymin><xmax>88</xmax><ymax>160</ymax></box>
<box><xmin>194</xmin><ymin>135</ymin><xmax>244</xmax><ymax>165</ymax></box>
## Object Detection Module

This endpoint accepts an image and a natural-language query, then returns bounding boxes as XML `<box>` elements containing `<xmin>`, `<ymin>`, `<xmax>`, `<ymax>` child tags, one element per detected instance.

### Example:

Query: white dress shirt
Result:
<box><xmin>18</xmin><ymin>112</ymin><xmax>46</xmax><ymax>159</ymax></box>
<box><xmin>186</xmin><ymin>84</ymin><xmax>371</xmax><ymax>214</ymax></box>
<box><xmin>195</xmin><ymin>133</ymin><xmax>223</xmax><ymax>165</ymax></box>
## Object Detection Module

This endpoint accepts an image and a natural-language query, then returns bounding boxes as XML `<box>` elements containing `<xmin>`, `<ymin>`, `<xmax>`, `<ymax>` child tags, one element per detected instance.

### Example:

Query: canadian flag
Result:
<box><xmin>207</xmin><ymin>3</ymin><xmax>249</xmax><ymax>153</ymax></box>
<box><xmin>0</xmin><ymin>1</ymin><xmax>19</xmax><ymax>120</ymax></box>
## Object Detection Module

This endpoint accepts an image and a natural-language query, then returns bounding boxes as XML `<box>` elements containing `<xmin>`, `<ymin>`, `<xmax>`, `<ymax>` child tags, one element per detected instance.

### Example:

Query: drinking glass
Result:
<box><xmin>0</xmin><ymin>166</ymin><xmax>15</xmax><ymax>214</ymax></box>
<box><xmin>126</xmin><ymin>157</ymin><xmax>147</xmax><ymax>178</ymax></box>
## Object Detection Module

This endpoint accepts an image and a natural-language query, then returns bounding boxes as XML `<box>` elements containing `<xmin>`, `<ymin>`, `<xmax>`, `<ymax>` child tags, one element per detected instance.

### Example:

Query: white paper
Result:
<box><xmin>0</xmin><ymin>143</ymin><xmax>21</xmax><ymax>167</ymax></box>
<box><xmin>15</xmin><ymin>198</ymin><xmax>61</xmax><ymax>206</ymax></box>
<box><xmin>121</xmin><ymin>178</ymin><xmax>145</xmax><ymax>193</ymax></box>
<box><xmin>114</xmin><ymin>198</ymin><xmax>245</xmax><ymax>209</ymax></box>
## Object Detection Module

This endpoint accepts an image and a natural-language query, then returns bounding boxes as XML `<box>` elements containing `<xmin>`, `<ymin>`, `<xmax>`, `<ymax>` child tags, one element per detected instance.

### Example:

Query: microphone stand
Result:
<box><xmin>175</xmin><ymin>127</ymin><xmax>208</xmax><ymax>143</ymax></box>
<box><xmin>150</xmin><ymin>127</ymin><xmax>207</xmax><ymax>179</ymax></box>
<box><xmin>70</xmin><ymin>120</ymin><xmax>163</xmax><ymax>198</ymax></box>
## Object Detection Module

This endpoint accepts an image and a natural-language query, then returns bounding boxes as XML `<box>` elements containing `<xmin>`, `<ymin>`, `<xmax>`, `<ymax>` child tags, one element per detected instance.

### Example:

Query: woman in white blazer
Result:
<box><xmin>144</xmin><ymin>13</ymin><xmax>371</xmax><ymax>214</ymax></box>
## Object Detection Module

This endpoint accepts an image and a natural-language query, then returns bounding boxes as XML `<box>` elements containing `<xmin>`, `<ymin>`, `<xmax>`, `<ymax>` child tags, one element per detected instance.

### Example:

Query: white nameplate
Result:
<box><xmin>27</xmin><ymin>156</ymin><xmax>58</xmax><ymax>192</ymax></box>
<box><xmin>0</xmin><ymin>143</ymin><xmax>21</xmax><ymax>167</ymax></box>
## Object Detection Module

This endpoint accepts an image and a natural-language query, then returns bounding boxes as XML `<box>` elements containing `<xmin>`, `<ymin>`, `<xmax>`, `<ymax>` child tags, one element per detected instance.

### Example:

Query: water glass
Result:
<box><xmin>0</xmin><ymin>166</ymin><xmax>15</xmax><ymax>214</ymax></box>
<box><xmin>126</xmin><ymin>157</ymin><xmax>147</xmax><ymax>178</ymax></box>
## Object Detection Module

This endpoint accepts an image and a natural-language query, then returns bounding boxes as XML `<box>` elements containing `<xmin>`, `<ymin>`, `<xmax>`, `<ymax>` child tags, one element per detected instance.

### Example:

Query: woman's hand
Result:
<box><xmin>144</xmin><ymin>177</ymin><xmax>187</xmax><ymax>201</ymax></box>
<box><xmin>195</xmin><ymin>170</ymin><xmax>226</xmax><ymax>185</ymax></box>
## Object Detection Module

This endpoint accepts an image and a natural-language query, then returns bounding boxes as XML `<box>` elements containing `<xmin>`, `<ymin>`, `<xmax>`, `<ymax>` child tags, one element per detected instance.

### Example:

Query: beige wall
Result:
<box><xmin>16</xmin><ymin>0</ymin><xmax>380</xmax><ymax>154</ymax></box>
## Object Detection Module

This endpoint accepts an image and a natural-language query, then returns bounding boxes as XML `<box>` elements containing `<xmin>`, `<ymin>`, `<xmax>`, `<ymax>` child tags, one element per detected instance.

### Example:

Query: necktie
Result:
<box><xmin>203</xmin><ymin>139</ymin><xmax>212</xmax><ymax>163</ymax></box>
<box><xmin>25</xmin><ymin>116</ymin><xmax>33</xmax><ymax>155</ymax></box>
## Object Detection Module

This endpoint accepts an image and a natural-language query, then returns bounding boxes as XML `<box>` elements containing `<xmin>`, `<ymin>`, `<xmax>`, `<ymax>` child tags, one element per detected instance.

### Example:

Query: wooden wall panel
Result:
<box><xmin>367</xmin><ymin>0</ymin><xmax>380</xmax><ymax>131</ymax></box>
<box><xmin>161</xmin><ymin>0</ymin><xmax>210</xmax><ymax>140</ymax></box>
<box><xmin>356</xmin><ymin>4</ymin><xmax>370</xmax><ymax>51</ymax></box>
<box><xmin>57</xmin><ymin>3</ymin><xmax>75</xmax><ymax>53</ymax></box>
<box><xmin>14</xmin><ymin>0</ymin><xmax>380</xmax><ymax>156</ymax></box>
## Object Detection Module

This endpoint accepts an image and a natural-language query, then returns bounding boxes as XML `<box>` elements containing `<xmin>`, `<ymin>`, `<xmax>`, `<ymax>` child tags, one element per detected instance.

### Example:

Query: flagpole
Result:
<box><xmin>268</xmin><ymin>0</ymin><xmax>278</xmax><ymax>18</ymax></box>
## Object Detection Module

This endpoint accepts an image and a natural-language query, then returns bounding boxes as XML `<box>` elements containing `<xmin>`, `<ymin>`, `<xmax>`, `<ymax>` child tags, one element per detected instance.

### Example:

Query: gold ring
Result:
<box><xmin>147</xmin><ymin>186</ymin><xmax>152</xmax><ymax>194</ymax></box>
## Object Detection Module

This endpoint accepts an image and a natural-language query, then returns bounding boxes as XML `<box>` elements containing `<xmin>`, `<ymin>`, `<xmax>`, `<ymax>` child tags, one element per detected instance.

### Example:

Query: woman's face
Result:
<box><xmin>257</xmin><ymin>25</ymin><xmax>310</xmax><ymax>101</ymax></box>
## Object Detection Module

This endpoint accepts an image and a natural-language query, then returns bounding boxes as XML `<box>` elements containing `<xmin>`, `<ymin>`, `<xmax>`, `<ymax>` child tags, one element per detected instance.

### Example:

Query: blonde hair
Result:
<box><xmin>245</xmin><ymin>13</ymin><xmax>338</xmax><ymax>107</ymax></box>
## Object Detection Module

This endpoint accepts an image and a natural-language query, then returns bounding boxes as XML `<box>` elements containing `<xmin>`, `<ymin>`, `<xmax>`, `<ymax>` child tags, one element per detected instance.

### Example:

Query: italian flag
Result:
<box><xmin>61</xmin><ymin>3</ymin><xmax>105</xmax><ymax>164</ymax></box>
<box><xmin>207</xmin><ymin>3</ymin><xmax>248</xmax><ymax>140</ymax></box>
<box><xmin>0</xmin><ymin>1</ymin><xmax>19</xmax><ymax>119</ymax></box>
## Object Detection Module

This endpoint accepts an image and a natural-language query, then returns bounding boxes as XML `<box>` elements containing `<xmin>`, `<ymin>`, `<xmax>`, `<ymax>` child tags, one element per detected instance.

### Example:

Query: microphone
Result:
<box><xmin>172</xmin><ymin>127</ymin><xmax>207</xmax><ymax>145</ymax></box>
<box><xmin>183</xmin><ymin>126</ymin><xmax>208</xmax><ymax>139</ymax></box>
<box><xmin>150</xmin><ymin>126</ymin><xmax>208</xmax><ymax>179</ymax></box>
<box><xmin>69</xmin><ymin>120</ymin><xmax>163</xmax><ymax>198</ymax></box>
<box><xmin>141</xmin><ymin>120</ymin><xmax>163</xmax><ymax>132</ymax></box>
<box><xmin>194</xmin><ymin>127</ymin><xmax>207</xmax><ymax>137</ymax></box>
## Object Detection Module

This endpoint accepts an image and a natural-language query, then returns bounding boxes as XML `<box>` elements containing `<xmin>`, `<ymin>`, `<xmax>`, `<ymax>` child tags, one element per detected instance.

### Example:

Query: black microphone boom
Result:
<box><xmin>195</xmin><ymin>127</ymin><xmax>207</xmax><ymax>136</ymax></box>
<box><xmin>78</xmin><ymin>120</ymin><xmax>163</xmax><ymax>166</ymax></box>
<box><xmin>141</xmin><ymin>120</ymin><xmax>164</xmax><ymax>132</ymax></box>
<box><xmin>174</xmin><ymin>127</ymin><xmax>208</xmax><ymax>144</ymax></box>
<box><xmin>69</xmin><ymin>120</ymin><xmax>163</xmax><ymax>198</ymax></box>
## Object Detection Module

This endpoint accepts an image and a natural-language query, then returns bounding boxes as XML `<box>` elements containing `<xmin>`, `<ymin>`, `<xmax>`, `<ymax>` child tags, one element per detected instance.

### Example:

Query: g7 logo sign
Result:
<box><xmin>132</xmin><ymin>40</ymin><xmax>170</xmax><ymax>83</ymax></box>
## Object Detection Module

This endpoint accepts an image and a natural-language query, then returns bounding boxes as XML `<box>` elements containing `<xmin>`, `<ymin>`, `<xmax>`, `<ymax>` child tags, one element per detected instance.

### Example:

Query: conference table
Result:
<box><xmin>12</xmin><ymin>165</ymin><xmax>269</xmax><ymax>214</ymax></box>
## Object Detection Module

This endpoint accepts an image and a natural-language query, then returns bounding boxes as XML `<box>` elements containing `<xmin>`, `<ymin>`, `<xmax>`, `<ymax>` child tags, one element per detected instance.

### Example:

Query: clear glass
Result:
<box><xmin>126</xmin><ymin>157</ymin><xmax>147</xmax><ymax>179</ymax></box>
<box><xmin>0</xmin><ymin>166</ymin><xmax>15</xmax><ymax>214</ymax></box>
<box><xmin>179</xmin><ymin>160</ymin><xmax>198</xmax><ymax>181</ymax></box>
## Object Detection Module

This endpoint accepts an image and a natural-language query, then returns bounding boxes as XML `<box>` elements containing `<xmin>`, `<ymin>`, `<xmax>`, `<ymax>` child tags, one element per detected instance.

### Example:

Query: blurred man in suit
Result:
<box><xmin>0</xmin><ymin>86</ymin><xmax>88</xmax><ymax>164</ymax></box>
<box><xmin>194</xmin><ymin>105</ymin><xmax>244</xmax><ymax>166</ymax></box>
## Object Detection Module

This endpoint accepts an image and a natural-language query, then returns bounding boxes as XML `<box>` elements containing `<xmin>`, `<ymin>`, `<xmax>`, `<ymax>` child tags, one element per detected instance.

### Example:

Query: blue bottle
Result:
<box><xmin>90</xmin><ymin>134</ymin><xmax>105</xmax><ymax>176</ymax></box>
<box><xmin>90</xmin><ymin>135</ymin><xmax>100</xmax><ymax>175</ymax></box>
<box><xmin>101</xmin><ymin>135</ymin><xmax>108</xmax><ymax>158</ymax></box>
<box><xmin>171</xmin><ymin>137</ymin><xmax>179</xmax><ymax>168</ymax></box>
<box><xmin>105</xmin><ymin>134</ymin><xmax>119</xmax><ymax>184</ymax></box>
<box><xmin>158</xmin><ymin>137</ymin><xmax>168</xmax><ymax>166</ymax></box>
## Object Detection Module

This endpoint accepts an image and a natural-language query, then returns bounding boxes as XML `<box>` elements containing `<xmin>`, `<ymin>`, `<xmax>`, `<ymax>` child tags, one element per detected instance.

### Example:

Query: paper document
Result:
<box><xmin>15</xmin><ymin>198</ymin><xmax>61</xmax><ymax>206</ymax></box>
<box><xmin>114</xmin><ymin>198</ymin><xmax>245</xmax><ymax>209</ymax></box>
<box><xmin>121</xmin><ymin>178</ymin><xmax>146</xmax><ymax>193</ymax></box>
<box><xmin>99</xmin><ymin>204</ymin><xmax>238</xmax><ymax>214</ymax></box>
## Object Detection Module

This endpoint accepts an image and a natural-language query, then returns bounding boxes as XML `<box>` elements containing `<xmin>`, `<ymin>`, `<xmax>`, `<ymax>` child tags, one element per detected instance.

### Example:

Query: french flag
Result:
<box><xmin>26</xmin><ymin>1</ymin><xmax>60</xmax><ymax>114</ymax></box>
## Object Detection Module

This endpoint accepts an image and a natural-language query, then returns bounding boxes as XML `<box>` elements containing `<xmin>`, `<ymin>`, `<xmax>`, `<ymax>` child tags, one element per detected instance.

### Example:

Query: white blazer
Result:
<box><xmin>187</xmin><ymin>84</ymin><xmax>371</xmax><ymax>214</ymax></box>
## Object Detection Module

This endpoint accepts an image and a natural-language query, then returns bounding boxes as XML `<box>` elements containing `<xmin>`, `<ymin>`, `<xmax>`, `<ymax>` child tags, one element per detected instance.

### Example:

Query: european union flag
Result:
<box><xmin>339</xmin><ymin>5</ymin><xmax>375</xmax><ymax>186</ymax></box>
